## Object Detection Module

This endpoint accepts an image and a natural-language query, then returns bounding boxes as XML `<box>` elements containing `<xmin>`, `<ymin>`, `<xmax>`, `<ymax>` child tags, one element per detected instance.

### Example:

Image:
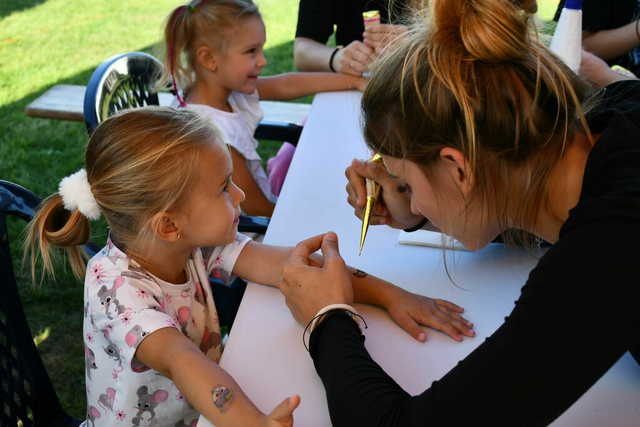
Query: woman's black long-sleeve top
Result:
<box><xmin>309</xmin><ymin>81</ymin><xmax>640</xmax><ymax>426</ymax></box>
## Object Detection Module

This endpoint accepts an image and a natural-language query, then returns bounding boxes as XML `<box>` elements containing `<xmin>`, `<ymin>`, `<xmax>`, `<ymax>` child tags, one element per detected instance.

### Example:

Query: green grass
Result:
<box><xmin>537</xmin><ymin>0</ymin><xmax>559</xmax><ymax>22</ymax></box>
<box><xmin>1</xmin><ymin>0</ymin><xmax>559</xmax><ymax>419</ymax></box>
<box><xmin>1</xmin><ymin>0</ymin><xmax>300</xmax><ymax>418</ymax></box>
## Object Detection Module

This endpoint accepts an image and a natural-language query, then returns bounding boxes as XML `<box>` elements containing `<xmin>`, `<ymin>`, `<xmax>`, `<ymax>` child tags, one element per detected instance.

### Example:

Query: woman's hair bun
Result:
<box><xmin>430</xmin><ymin>0</ymin><xmax>534</xmax><ymax>63</ymax></box>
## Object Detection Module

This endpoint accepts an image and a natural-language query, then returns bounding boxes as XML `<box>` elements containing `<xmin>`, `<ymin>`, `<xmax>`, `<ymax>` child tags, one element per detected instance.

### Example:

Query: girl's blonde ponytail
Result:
<box><xmin>24</xmin><ymin>194</ymin><xmax>91</xmax><ymax>282</ymax></box>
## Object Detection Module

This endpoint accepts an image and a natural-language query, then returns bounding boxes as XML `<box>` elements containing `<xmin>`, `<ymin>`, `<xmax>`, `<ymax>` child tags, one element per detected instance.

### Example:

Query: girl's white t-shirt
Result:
<box><xmin>80</xmin><ymin>234</ymin><xmax>250</xmax><ymax>426</ymax></box>
<box><xmin>185</xmin><ymin>91</ymin><xmax>277</xmax><ymax>203</ymax></box>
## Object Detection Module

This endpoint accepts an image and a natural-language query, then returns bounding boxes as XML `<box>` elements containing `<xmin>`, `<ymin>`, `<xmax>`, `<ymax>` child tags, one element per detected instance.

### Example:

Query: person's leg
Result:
<box><xmin>267</xmin><ymin>142</ymin><xmax>296</xmax><ymax>197</ymax></box>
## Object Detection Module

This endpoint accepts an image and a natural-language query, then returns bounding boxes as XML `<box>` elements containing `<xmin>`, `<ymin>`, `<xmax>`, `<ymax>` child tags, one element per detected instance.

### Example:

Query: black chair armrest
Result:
<box><xmin>254</xmin><ymin>121</ymin><xmax>303</xmax><ymax>146</ymax></box>
<box><xmin>238</xmin><ymin>215</ymin><xmax>269</xmax><ymax>234</ymax></box>
<box><xmin>0</xmin><ymin>180</ymin><xmax>84</xmax><ymax>427</ymax></box>
<box><xmin>0</xmin><ymin>180</ymin><xmax>40</xmax><ymax>222</ymax></box>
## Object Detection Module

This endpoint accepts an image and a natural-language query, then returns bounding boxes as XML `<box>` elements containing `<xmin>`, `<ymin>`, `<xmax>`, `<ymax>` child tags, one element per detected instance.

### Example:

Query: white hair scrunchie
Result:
<box><xmin>58</xmin><ymin>169</ymin><xmax>101</xmax><ymax>220</ymax></box>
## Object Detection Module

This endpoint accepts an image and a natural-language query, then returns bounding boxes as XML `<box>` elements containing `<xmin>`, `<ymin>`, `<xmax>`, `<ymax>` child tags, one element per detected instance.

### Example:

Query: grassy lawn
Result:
<box><xmin>1</xmin><ymin>0</ymin><xmax>558</xmax><ymax>419</ymax></box>
<box><xmin>1</xmin><ymin>0</ymin><xmax>300</xmax><ymax>418</ymax></box>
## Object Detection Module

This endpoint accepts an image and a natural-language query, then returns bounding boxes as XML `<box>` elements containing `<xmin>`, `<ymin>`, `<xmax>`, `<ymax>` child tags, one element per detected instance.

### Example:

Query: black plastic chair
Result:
<box><xmin>0</xmin><ymin>180</ymin><xmax>82</xmax><ymax>427</ymax></box>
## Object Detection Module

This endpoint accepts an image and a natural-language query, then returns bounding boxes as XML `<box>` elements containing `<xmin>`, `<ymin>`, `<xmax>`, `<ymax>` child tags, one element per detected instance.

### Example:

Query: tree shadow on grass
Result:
<box><xmin>0</xmin><ymin>0</ymin><xmax>48</xmax><ymax>19</ymax></box>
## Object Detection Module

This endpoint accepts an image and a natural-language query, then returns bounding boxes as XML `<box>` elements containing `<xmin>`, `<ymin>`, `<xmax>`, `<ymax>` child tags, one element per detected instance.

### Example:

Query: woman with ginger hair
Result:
<box><xmin>278</xmin><ymin>0</ymin><xmax>640</xmax><ymax>425</ymax></box>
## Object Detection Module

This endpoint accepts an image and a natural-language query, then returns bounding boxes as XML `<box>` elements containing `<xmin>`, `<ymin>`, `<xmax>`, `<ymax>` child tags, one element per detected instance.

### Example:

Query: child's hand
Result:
<box><xmin>263</xmin><ymin>395</ymin><xmax>300</xmax><ymax>427</ymax></box>
<box><xmin>353</xmin><ymin>76</ymin><xmax>368</xmax><ymax>92</ymax></box>
<box><xmin>385</xmin><ymin>288</ymin><xmax>475</xmax><ymax>342</ymax></box>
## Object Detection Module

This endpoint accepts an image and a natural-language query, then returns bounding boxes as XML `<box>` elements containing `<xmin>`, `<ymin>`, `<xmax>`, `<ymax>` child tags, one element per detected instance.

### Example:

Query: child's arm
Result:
<box><xmin>348</xmin><ymin>269</ymin><xmax>475</xmax><ymax>342</ymax></box>
<box><xmin>135</xmin><ymin>327</ymin><xmax>298</xmax><ymax>426</ymax></box>
<box><xmin>232</xmin><ymin>241</ymin><xmax>291</xmax><ymax>287</ymax></box>
<box><xmin>229</xmin><ymin>147</ymin><xmax>275</xmax><ymax>217</ymax></box>
<box><xmin>256</xmin><ymin>72</ymin><xmax>365</xmax><ymax>101</ymax></box>
<box><xmin>233</xmin><ymin>242</ymin><xmax>475</xmax><ymax>341</ymax></box>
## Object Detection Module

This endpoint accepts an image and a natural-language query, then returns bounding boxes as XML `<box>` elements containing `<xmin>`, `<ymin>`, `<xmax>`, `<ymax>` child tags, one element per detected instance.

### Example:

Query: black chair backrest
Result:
<box><xmin>0</xmin><ymin>180</ymin><xmax>81</xmax><ymax>427</ymax></box>
<box><xmin>83</xmin><ymin>52</ymin><xmax>163</xmax><ymax>133</ymax></box>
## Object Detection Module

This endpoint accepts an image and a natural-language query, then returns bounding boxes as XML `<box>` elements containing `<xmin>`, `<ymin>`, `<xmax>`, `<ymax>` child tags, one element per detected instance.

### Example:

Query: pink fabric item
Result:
<box><xmin>267</xmin><ymin>142</ymin><xmax>296</xmax><ymax>197</ymax></box>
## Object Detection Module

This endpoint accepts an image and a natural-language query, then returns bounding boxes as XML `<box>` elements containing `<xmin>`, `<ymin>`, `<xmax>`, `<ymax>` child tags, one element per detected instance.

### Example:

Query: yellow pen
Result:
<box><xmin>359</xmin><ymin>153</ymin><xmax>382</xmax><ymax>255</ymax></box>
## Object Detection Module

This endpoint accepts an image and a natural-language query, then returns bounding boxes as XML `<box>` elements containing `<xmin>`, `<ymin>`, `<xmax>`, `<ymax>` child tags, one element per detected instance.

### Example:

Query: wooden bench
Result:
<box><xmin>25</xmin><ymin>84</ymin><xmax>311</xmax><ymax>125</ymax></box>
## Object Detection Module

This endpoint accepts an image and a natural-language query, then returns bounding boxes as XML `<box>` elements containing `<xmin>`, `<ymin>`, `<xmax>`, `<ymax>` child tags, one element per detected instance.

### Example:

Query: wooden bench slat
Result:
<box><xmin>25</xmin><ymin>84</ymin><xmax>311</xmax><ymax>125</ymax></box>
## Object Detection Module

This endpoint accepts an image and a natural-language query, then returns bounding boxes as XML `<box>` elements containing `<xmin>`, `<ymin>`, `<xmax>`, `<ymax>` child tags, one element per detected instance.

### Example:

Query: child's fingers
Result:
<box><xmin>268</xmin><ymin>395</ymin><xmax>300</xmax><ymax>422</ymax></box>
<box><xmin>448</xmin><ymin>311</ymin><xmax>474</xmax><ymax>329</ymax></box>
<box><xmin>435</xmin><ymin>298</ymin><xmax>465</xmax><ymax>313</ymax></box>
<box><xmin>434</xmin><ymin>300</ymin><xmax>474</xmax><ymax>330</ymax></box>
<box><xmin>288</xmin><ymin>395</ymin><xmax>301</xmax><ymax>411</ymax></box>
<box><xmin>438</xmin><ymin>310</ymin><xmax>475</xmax><ymax>337</ymax></box>
<box><xmin>434</xmin><ymin>320</ymin><xmax>464</xmax><ymax>342</ymax></box>
<box><xmin>394</xmin><ymin>310</ymin><xmax>428</xmax><ymax>342</ymax></box>
<box><xmin>423</xmin><ymin>309</ymin><xmax>472</xmax><ymax>342</ymax></box>
<box><xmin>447</xmin><ymin>316</ymin><xmax>476</xmax><ymax>337</ymax></box>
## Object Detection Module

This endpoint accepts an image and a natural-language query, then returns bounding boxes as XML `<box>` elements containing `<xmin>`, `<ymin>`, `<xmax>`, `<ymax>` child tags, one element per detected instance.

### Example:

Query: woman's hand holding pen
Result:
<box><xmin>345</xmin><ymin>158</ymin><xmax>423</xmax><ymax>229</ymax></box>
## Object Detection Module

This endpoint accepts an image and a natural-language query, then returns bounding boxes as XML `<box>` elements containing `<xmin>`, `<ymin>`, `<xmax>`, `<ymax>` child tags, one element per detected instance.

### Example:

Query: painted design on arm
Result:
<box><xmin>353</xmin><ymin>269</ymin><xmax>368</xmax><ymax>278</ymax></box>
<box><xmin>212</xmin><ymin>385</ymin><xmax>234</xmax><ymax>412</ymax></box>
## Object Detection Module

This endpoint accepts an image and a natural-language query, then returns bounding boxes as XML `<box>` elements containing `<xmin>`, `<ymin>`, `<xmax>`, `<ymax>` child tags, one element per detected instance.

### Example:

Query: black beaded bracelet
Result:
<box><xmin>328</xmin><ymin>47</ymin><xmax>340</xmax><ymax>73</ymax></box>
<box><xmin>403</xmin><ymin>217</ymin><xmax>429</xmax><ymax>232</ymax></box>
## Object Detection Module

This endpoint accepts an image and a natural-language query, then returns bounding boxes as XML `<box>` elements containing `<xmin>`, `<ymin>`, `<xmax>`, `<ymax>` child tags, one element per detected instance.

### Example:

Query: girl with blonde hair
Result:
<box><xmin>163</xmin><ymin>0</ymin><xmax>366</xmax><ymax>217</ymax></box>
<box><xmin>279</xmin><ymin>0</ymin><xmax>640</xmax><ymax>424</ymax></box>
<box><xmin>25</xmin><ymin>107</ymin><xmax>474</xmax><ymax>426</ymax></box>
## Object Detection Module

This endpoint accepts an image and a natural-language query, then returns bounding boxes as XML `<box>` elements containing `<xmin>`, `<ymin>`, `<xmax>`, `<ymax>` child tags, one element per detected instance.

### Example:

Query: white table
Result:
<box><xmin>208</xmin><ymin>92</ymin><xmax>640</xmax><ymax>426</ymax></box>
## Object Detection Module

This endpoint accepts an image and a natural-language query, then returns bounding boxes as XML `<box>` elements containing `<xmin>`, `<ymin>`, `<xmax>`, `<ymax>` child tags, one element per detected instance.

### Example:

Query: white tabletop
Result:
<box><xmin>207</xmin><ymin>92</ymin><xmax>639</xmax><ymax>426</ymax></box>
